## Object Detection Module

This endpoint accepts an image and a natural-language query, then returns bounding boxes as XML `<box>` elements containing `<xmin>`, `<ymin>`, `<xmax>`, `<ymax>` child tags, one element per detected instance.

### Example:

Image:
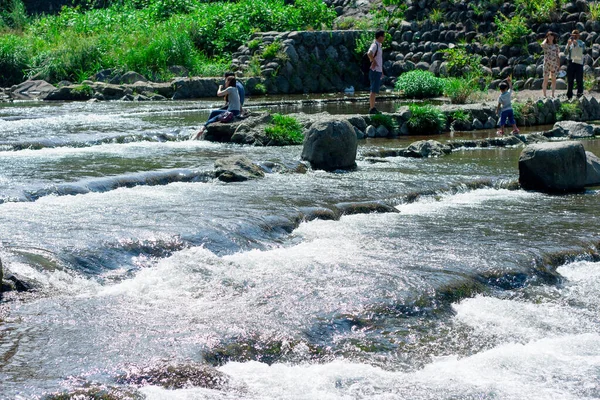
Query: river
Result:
<box><xmin>0</xmin><ymin>97</ymin><xmax>599</xmax><ymax>399</ymax></box>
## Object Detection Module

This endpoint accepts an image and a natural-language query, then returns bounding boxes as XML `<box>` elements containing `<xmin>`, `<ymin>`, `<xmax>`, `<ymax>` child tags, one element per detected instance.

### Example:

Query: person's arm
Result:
<box><xmin>541</xmin><ymin>38</ymin><xmax>547</xmax><ymax>48</ymax></box>
<box><xmin>217</xmin><ymin>85</ymin><xmax>228</xmax><ymax>97</ymax></box>
<box><xmin>506</xmin><ymin>76</ymin><xmax>513</xmax><ymax>92</ymax></box>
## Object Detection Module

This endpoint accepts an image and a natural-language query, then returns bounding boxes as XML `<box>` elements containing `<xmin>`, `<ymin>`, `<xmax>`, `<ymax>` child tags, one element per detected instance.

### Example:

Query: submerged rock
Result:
<box><xmin>519</xmin><ymin>141</ymin><xmax>588</xmax><ymax>193</ymax></box>
<box><xmin>214</xmin><ymin>155</ymin><xmax>265</xmax><ymax>182</ymax></box>
<box><xmin>116</xmin><ymin>362</ymin><xmax>230</xmax><ymax>390</ymax></box>
<box><xmin>402</xmin><ymin>140</ymin><xmax>451</xmax><ymax>158</ymax></box>
<box><xmin>552</xmin><ymin>121</ymin><xmax>595</xmax><ymax>139</ymax></box>
<box><xmin>43</xmin><ymin>385</ymin><xmax>144</xmax><ymax>400</ymax></box>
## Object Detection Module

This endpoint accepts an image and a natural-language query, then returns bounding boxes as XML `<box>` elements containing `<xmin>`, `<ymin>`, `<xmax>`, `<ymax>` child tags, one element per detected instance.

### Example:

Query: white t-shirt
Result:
<box><xmin>368</xmin><ymin>41</ymin><xmax>383</xmax><ymax>73</ymax></box>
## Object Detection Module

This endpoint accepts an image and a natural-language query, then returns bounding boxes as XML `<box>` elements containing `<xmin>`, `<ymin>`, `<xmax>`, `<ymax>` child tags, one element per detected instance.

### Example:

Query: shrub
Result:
<box><xmin>556</xmin><ymin>102</ymin><xmax>583</xmax><ymax>121</ymax></box>
<box><xmin>514</xmin><ymin>0</ymin><xmax>563</xmax><ymax>22</ymax></box>
<box><xmin>395</xmin><ymin>70</ymin><xmax>444</xmax><ymax>99</ymax></box>
<box><xmin>495</xmin><ymin>15</ymin><xmax>532</xmax><ymax>47</ymax></box>
<box><xmin>443</xmin><ymin>76</ymin><xmax>480</xmax><ymax>104</ymax></box>
<box><xmin>441</xmin><ymin>47</ymin><xmax>482</xmax><ymax>77</ymax></box>
<box><xmin>354</xmin><ymin>31</ymin><xmax>373</xmax><ymax>59</ymax></box>
<box><xmin>590</xmin><ymin>2</ymin><xmax>600</xmax><ymax>21</ymax></box>
<box><xmin>265</xmin><ymin>113</ymin><xmax>304</xmax><ymax>145</ymax></box>
<box><xmin>406</xmin><ymin>104</ymin><xmax>446</xmax><ymax>135</ymax></box>
<box><xmin>450</xmin><ymin>110</ymin><xmax>471</xmax><ymax>124</ymax></box>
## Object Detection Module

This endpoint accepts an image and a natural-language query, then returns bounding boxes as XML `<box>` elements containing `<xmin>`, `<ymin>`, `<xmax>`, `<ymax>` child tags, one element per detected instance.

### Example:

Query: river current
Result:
<box><xmin>0</xmin><ymin>97</ymin><xmax>599</xmax><ymax>399</ymax></box>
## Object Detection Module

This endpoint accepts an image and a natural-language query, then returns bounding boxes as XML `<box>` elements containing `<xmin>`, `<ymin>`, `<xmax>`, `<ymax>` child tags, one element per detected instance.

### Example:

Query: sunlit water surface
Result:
<box><xmin>0</xmin><ymin>99</ymin><xmax>599</xmax><ymax>399</ymax></box>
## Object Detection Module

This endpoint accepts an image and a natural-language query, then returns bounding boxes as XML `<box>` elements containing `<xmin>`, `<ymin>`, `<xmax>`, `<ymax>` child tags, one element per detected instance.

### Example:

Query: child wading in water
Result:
<box><xmin>496</xmin><ymin>76</ymin><xmax>519</xmax><ymax>135</ymax></box>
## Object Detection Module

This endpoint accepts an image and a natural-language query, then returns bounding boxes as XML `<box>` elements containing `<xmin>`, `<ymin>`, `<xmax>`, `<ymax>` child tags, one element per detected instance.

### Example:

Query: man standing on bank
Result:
<box><xmin>368</xmin><ymin>30</ymin><xmax>385</xmax><ymax>115</ymax></box>
<box><xmin>565</xmin><ymin>29</ymin><xmax>585</xmax><ymax>100</ymax></box>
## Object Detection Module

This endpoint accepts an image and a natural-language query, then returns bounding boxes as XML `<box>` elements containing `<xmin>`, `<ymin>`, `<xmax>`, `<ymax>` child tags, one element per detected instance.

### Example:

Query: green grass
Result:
<box><xmin>265</xmin><ymin>113</ymin><xmax>304</xmax><ymax>145</ymax></box>
<box><xmin>0</xmin><ymin>0</ymin><xmax>336</xmax><ymax>85</ymax></box>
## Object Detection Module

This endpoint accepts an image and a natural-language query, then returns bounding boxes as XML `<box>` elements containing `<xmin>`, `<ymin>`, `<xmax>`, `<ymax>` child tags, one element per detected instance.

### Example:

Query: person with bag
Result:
<box><xmin>191</xmin><ymin>75</ymin><xmax>240</xmax><ymax>140</ymax></box>
<box><xmin>367</xmin><ymin>30</ymin><xmax>385</xmax><ymax>115</ymax></box>
<box><xmin>565</xmin><ymin>29</ymin><xmax>585</xmax><ymax>100</ymax></box>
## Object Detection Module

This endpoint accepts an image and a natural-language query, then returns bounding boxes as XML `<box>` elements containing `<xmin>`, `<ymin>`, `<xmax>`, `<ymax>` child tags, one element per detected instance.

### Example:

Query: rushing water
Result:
<box><xmin>0</xmin><ymin>98</ymin><xmax>599</xmax><ymax>399</ymax></box>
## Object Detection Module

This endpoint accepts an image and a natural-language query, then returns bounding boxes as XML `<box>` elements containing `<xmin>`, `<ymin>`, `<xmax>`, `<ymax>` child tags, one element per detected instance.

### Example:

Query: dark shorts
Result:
<box><xmin>369</xmin><ymin>69</ymin><xmax>382</xmax><ymax>94</ymax></box>
<box><xmin>499</xmin><ymin>109</ymin><xmax>515</xmax><ymax>126</ymax></box>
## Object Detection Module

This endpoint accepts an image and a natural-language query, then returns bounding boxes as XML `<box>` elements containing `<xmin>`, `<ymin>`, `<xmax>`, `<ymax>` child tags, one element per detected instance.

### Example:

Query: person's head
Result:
<box><xmin>499</xmin><ymin>81</ymin><xmax>508</xmax><ymax>92</ymax></box>
<box><xmin>225</xmin><ymin>75</ymin><xmax>236</xmax><ymax>88</ymax></box>
<box><xmin>375</xmin><ymin>30</ymin><xmax>385</xmax><ymax>43</ymax></box>
<box><xmin>545</xmin><ymin>31</ymin><xmax>556</xmax><ymax>43</ymax></box>
<box><xmin>224</xmin><ymin>72</ymin><xmax>235</xmax><ymax>79</ymax></box>
<box><xmin>571</xmin><ymin>30</ymin><xmax>580</xmax><ymax>40</ymax></box>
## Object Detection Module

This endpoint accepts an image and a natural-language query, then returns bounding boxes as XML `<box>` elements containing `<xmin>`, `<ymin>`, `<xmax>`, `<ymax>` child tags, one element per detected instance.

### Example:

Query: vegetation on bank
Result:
<box><xmin>0</xmin><ymin>0</ymin><xmax>335</xmax><ymax>86</ymax></box>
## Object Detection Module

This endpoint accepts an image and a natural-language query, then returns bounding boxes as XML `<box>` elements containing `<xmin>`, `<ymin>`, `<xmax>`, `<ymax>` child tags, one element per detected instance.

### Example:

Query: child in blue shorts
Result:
<box><xmin>496</xmin><ymin>76</ymin><xmax>519</xmax><ymax>135</ymax></box>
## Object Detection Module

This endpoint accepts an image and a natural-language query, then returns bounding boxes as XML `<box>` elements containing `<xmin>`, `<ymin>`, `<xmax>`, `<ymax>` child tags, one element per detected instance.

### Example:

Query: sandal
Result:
<box><xmin>511</xmin><ymin>129</ymin><xmax>520</xmax><ymax>134</ymax></box>
<box><xmin>496</xmin><ymin>130</ymin><xmax>504</xmax><ymax>136</ymax></box>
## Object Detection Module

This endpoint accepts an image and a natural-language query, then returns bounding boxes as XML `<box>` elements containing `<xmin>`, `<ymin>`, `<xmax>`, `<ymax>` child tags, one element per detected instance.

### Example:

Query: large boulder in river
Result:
<box><xmin>518</xmin><ymin>141</ymin><xmax>587</xmax><ymax>193</ymax></box>
<box><xmin>214</xmin><ymin>155</ymin><xmax>265</xmax><ymax>182</ymax></box>
<box><xmin>585</xmin><ymin>151</ymin><xmax>600</xmax><ymax>186</ymax></box>
<box><xmin>301</xmin><ymin>120</ymin><xmax>358</xmax><ymax>171</ymax></box>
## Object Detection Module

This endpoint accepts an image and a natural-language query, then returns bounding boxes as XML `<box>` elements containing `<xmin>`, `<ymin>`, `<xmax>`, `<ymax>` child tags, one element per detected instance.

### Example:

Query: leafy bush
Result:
<box><xmin>253</xmin><ymin>82</ymin><xmax>267</xmax><ymax>94</ymax></box>
<box><xmin>450</xmin><ymin>110</ymin><xmax>471</xmax><ymax>124</ymax></box>
<box><xmin>265</xmin><ymin>113</ymin><xmax>304</xmax><ymax>145</ymax></box>
<box><xmin>495</xmin><ymin>15</ymin><xmax>532</xmax><ymax>47</ymax></box>
<box><xmin>395</xmin><ymin>70</ymin><xmax>444</xmax><ymax>99</ymax></box>
<box><xmin>0</xmin><ymin>0</ymin><xmax>28</xmax><ymax>31</ymax></box>
<box><xmin>556</xmin><ymin>102</ymin><xmax>583</xmax><ymax>121</ymax></box>
<box><xmin>354</xmin><ymin>31</ymin><xmax>373</xmax><ymax>59</ymax></box>
<box><xmin>407</xmin><ymin>104</ymin><xmax>446</xmax><ymax>135</ymax></box>
<box><xmin>590</xmin><ymin>2</ymin><xmax>600</xmax><ymax>21</ymax></box>
<box><xmin>441</xmin><ymin>47</ymin><xmax>482</xmax><ymax>77</ymax></box>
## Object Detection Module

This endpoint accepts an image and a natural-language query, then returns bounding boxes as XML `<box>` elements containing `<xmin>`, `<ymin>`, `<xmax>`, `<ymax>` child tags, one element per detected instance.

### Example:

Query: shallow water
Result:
<box><xmin>0</xmin><ymin>99</ymin><xmax>599</xmax><ymax>399</ymax></box>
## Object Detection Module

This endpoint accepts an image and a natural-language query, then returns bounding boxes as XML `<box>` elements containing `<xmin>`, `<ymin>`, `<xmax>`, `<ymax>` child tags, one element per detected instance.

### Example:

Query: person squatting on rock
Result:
<box><xmin>222</xmin><ymin>71</ymin><xmax>245</xmax><ymax>114</ymax></box>
<box><xmin>368</xmin><ymin>30</ymin><xmax>385</xmax><ymax>115</ymax></box>
<box><xmin>541</xmin><ymin>31</ymin><xmax>559</xmax><ymax>98</ymax></box>
<box><xmin>565</xmin><ymin>29</ymin><xmax>585</xmax><ymax>100</ymax></box>
<box><xmin>191</xmin><ymin>75</ymin><xmax>241</xmax><ymax>140</ymax></box>
<box><xmin>496</xmin><ymin>76</ymin><xmax>519</xmax><ymax>136</ymax></box>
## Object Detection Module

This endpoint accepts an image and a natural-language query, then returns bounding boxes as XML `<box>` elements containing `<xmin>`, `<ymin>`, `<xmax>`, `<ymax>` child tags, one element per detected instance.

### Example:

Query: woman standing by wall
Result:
<box><xmin>541</xmin><ymin>31</ymin><xmax>559</xmax><ymax>98</ymax></box>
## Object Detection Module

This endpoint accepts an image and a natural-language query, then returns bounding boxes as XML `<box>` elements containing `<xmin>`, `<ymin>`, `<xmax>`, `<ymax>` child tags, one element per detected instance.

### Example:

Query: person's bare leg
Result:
<box><xmin>542</xmin><ymin>74</ymin><xmax>548</xmax><ymax>97</ymax></box>
<box><xmin>551</xmin><ymin>73</ymin><xmax>557</xmax><ymax>97</ymax></box>
<box><xmin>369</xmin><ymin>92</ymin><xmax>376</xmax><ymax>110</ymax></box>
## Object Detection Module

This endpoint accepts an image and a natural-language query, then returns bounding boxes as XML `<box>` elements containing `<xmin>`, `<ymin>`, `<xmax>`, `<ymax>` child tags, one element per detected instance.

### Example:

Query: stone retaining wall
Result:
<box><xmin>231</xmin><ymin>1</ymin><xmax>600</xmax><ymax>94</ymax></box>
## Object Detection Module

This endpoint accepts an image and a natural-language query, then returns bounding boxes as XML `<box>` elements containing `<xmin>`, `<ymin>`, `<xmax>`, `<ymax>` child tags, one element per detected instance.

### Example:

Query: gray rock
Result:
<box><xmin>214</xmin><ymin>155</ymin><xmax>265</xmax><ymax>182</ymax></box>
<box><xmin>375</xmin><ymin>125</ymin><xmax>390</xmax><ymax>138</ymax></box>
<box><xmin>11</xmin><ymin>80</ymin><xmax>57</xmax><ymax>100</ymax></box>
<box><xmin>554</xmin><ymin>121</ymin><xmax>595</xmax><ymax>139</ymax></box>
<box><xmin>365</xmin><ymin>125</ymin><xmax>377</xmax><ymax>138</ymax></box>
<box><xmin>484</xmin><ymin>117</ymin><xmax>496</xmax><ymax>129</ymax></box>
<box><xmin>120</xmin><ymin>71</ymin><xmax>148</xmax><ymax>84</ymax></box>
<box><xmin>585</xmin><ymin>151</ymin><xmax>600</xmax><ymax>186</ymax></box>
<box><xmin>301</xmin><ymin>120</ymin><xmax>358</xmax><ymax>171</ymax></box>
<box><xmin>519</xmin><ymin>141</ymin><xmax>588</xmax><ymax>193</ymax></box>
<box><xmin>403</xmin><ymin>140</ymin><xmax>451</xmax><ymax>158</ymax></box>
<box><xmin>472</xmin><ymin>118</ymin><xmax>484</xmax><ymax>130</ymax></box>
